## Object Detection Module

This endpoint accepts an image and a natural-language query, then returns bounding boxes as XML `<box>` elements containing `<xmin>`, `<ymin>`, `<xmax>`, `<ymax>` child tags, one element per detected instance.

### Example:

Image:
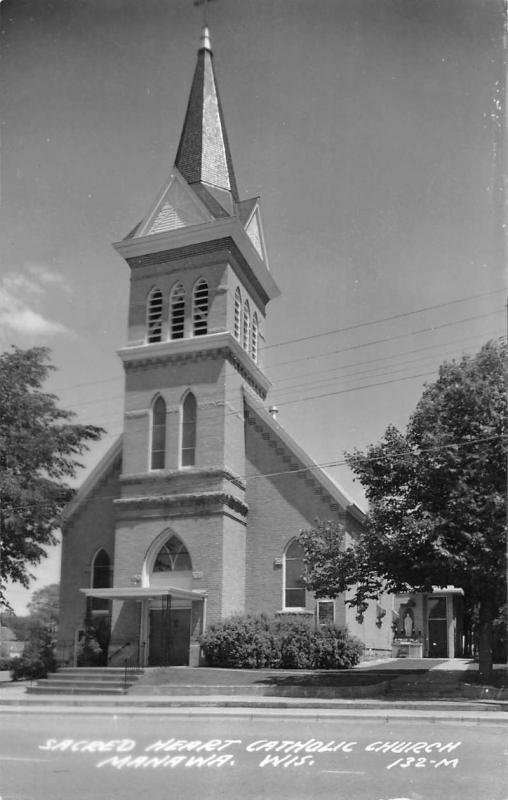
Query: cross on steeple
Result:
<box><xmin>193</xmin><ymin>0</ymin><xmax>217</xmax><ymax>25</ymax></box>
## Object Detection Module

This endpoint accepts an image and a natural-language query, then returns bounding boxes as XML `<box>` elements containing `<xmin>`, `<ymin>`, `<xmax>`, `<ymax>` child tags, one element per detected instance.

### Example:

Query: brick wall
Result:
<box><xmin>57</xmin><ymin>459</ymin><xmax>121</xmax><ymax>662</ymax></box>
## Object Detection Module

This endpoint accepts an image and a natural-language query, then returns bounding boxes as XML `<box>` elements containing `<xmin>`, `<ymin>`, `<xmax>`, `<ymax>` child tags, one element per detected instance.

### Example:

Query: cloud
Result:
<box><xmin>27</xmin><ymin>263</ymin><xmax>72</xmax><ymax>293</ymax></box>
<box><xmin>0</xmin><ymin>265</ymin><xmax>71</xmax><ymax>338</ymax></box>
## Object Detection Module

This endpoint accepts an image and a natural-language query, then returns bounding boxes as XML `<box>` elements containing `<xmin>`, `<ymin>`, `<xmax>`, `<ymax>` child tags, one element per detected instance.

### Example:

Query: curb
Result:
<box><xmin>0</xmin><ymin>694</ymin><xmax>507</xmax><ymax>720</ymax></box>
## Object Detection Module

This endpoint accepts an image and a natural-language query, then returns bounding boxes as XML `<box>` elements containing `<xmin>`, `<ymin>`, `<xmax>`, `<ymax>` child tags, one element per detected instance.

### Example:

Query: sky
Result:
<box><xmin>1</xmin><ymin>0</ymin><xmax>506</xmax><ymax>615</ymax></box>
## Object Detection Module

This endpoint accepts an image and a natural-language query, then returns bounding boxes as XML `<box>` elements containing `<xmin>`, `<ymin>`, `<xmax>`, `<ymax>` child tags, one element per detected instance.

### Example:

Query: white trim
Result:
<box><xmin>244</xmin><ymin>204</ymin><xmax>270</xmax><ymax>268</ymax></box>
<box><xmin>282</xmin><ymin>538</ymin><xmax>307</xmax><ymax>612</ymax></box>
<box><xmin>135</xmin><ymin>168</ymin><xmax>214</xmax><ymax>239</ymax></box>
<box><xmin>146</xmin><ymin>286</ymin><xmax>164</xmax><ymax>344</ymax></box>
<box><xmin>191</xmin><ymin>276</ymin><xmax>209</xmax><ymax>336</ymax></box>
<box><xmin>169</xmin><ymin>281</ymin><xmax>186</xmax><ymax>340</ymax></box>
<box><xmin>242</xmin><ymin>299</ymin><xmax>250</xmax><ymax>351</ymax></box>
<box><xmin>233</xmin><ymin>286</ymin><xmax>242</xmax><ymax>341</ymax></box>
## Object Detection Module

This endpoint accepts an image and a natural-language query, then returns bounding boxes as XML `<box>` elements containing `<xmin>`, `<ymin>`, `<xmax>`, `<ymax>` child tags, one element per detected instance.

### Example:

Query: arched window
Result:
<box><xmin>93</xmin><ymin>549</ymin><xmax>111</xmax><ymax>589</ymax></box>
<box><xmin>284</xmin><ymin>540</ymin><xmax>306</xmax><ymax>609</ymax></box>
<box><xmin>147</xmin><ymin>287</ymin><xmax>163</xmax><ymax>343</ymax></box>
<box><xmin>170</xmin><ymin>283</ymin><xmax>185</xmax><ymax>340</ymax></box>
<box><xmin>192</xmin><ymin>279</ymin><xmax>208</xmax><ymax>336</ymax></box>
<box><xmin>251</xmin><ymin>313</ymin><xmax>259</xmax><ymax>362</ymax></box>
<box><xmin>234</xmin><ymin>288</ymin><xmax>242</xmax><ymax>341</ymax></box>
<box><xmin>153</xmin><ymin>536</ymin><xmax>192</xmax><ymax>572</ymax></box>
<box><xmin>151</xmin><ymin>395</ymin><xmax>166</xmax><ymax>470</ymax></box>
<box><xmin>242</xmin><ymin>300</ymin><xmax>250</xmax><ymax>351</ymax></box>
<box><xmin>181</xmin><ymin>392</ymin><xmax>197</xmax><ymax>467</ymax></box>
<box><xmin>91</xmin><ymin>549</ymin><xmax>111</xmax><ymax>613</ymax></box>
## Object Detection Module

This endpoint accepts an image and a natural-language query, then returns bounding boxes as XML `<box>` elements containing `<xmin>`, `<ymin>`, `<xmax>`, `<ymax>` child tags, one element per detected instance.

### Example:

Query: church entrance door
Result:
<box><xmin>148</xmin><ymin>608</ymin><xmax>191</xmax><ymax>666</ymax></box>
<box><xmin>168</xmin><ymin>609</ymin><xmax>191</xmax><ymax>666</ymax></box>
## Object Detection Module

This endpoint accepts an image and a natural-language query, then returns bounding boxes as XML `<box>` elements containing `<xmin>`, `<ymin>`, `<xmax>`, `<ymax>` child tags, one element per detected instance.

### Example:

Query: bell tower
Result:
<box><xmin>111</xmin><ymin>27</ymin><xmax>279</xmax><ymax>625</ymax></box>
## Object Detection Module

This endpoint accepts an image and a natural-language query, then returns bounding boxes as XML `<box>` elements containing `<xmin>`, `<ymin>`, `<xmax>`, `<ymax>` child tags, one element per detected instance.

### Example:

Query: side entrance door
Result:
<box><xmin>148</xmin><ymin>608</ymin><xmax>191</xmax><ymax>666</ymax></box>
<box><xmin>427</xmin><ymin>596</ymin><xmax>448</xmax><ymax>657</ymax></box>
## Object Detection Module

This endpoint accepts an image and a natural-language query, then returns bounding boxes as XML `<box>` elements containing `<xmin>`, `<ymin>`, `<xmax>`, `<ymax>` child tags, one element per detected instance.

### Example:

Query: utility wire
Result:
<box><xmin>263</xmin><ymin>289</ymin><xmax>505</xmax><ymax>351</ymax></box>
<box><xmin>2</xmin><ymin>433</ymin><xmax>504</xmax><ymax>514</ymax></box>
<box><xmin>47</xmin><ymin>293</ymin><xmax>504</xmax><ymax>396</ymax></box>
<box><xmin>267</xmin><ymin>310</ymin><xmax>505</xmax><ymax>370</ymax></box>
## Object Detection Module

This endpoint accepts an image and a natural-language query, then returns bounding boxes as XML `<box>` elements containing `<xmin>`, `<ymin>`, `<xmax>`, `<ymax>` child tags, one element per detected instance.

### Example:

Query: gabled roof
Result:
<box><xmin>62</xmin><ymin>436</ymin><xmax>123</xmax><ymax>524</ymax></box>
<box><xmin>236</xmin><ymin>197</ymin><xmax>259</xmax><ymax>225</ymax></box>
<box><xmin>131</xmin><ymin>168</ymin><xmax>214</xmax><ymax>239</ymax></box>
<box><xmin>243</xmin><ymin>390</ymin><xmax>365</xmax><ymax>524</ymax></box>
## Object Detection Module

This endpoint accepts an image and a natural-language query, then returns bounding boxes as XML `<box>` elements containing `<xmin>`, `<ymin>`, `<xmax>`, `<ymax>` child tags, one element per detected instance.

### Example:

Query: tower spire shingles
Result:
<box><xmin>175</xmin><ymin>26</ymin><xmax>239</xmax><ymax>202</ymax></box>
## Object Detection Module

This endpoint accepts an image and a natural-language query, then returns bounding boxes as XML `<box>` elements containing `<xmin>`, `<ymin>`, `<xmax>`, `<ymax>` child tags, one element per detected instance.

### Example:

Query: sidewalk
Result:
<box><xmin>0</xmin><ymin>658</ymin><xmax>506</xmax><ymax>719</ymax></box>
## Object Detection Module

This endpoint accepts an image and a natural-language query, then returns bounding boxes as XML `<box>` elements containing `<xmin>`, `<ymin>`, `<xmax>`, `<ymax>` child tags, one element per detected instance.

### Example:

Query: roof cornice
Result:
<box><xmin>243</xmin><ymin>391</ymin><xmax>366</xmax><ymax>524</ymax></box>
<box><xmin>118</xmin><ymin>331</ymin><xmax>271</xmax><ymax>399</ymax></box>
<box><xmin>62</xmin><ymin>436</ymin><xmax>123</xmax><ymax>524</ymax></box>
<box><xmin>113</xmin><ymin>216</ymin><xmax>280</xmax><ymax>304</ymax></box>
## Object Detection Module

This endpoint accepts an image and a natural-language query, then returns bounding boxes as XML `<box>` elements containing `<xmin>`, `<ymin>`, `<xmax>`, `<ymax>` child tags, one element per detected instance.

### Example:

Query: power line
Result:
<box><xmin>57</xmin><ymin>336</ymin><xmax>483</xmax><ymax>416</ymax></box>
<box><xmin>1</xmin><ymin>433</ymin><xmax>504</xmax><ymax>514</ymax></box>
<box><xmin>66</xmin><ymin>336</ymin><xmax>504</xmax><ymax>440</ymax></box>
<box><xmin>263</xmin><ymin>289</ymin><xmax>505</xmax><ymax>351</ymax></box>
<box><xmin>46</xmin><ymin>293</ymin><xmax>504</xmax><ymax>397</ymax></box>
<box><xmin>267</xmin><ymin>309</ymin><xmax>505</xmax><ymax>370</ymax></box>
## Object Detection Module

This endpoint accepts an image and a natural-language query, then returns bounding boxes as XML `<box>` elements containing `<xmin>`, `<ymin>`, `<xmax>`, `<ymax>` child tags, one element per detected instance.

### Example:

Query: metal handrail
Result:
<box><xmin>107</xmin><ymin>641</ymin><xmax>131</xmax><ymax>664</ymax></box>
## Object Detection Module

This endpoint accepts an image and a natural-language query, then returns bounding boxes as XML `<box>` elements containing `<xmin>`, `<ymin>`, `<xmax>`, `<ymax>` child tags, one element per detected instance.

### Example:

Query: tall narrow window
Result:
<box><xmin>170</xmin><ymin>283</ymin><xmax>185</xmax><ymax>340</ymax></box>
<box><xmin>251</xmin><ymin>313</ymin><xmax>259</xmax><ymax>362</ymax></box>
<box><xmin>147</xmin><ymin>288</ymin><xmax>163</xmax><ymax>343</ymax></box>
<box><xmin>181</xmin><ymin>392</ymin><xmax>197</xmax><ymax>467</ymax></box>
<box><xmin>91</xmin><ymin>549</ymin><xmax>111</xmax><ymax>614</ymax></box>
<box><xmin>284</xmin><ymin>540</ymin><xmax>306</xmax><ymax>609</ymax></box>
<box><xmin>151</xmin><ymin>396</ymin><xmax>166</xmax><ymax>470</ymax></box>
<box><xmin>192</xmin><ymin>279</ymin><xmax>208</xmax><ymax>336</ymax></box>
<box><xmin>242</xmin><ymin>300</ymin><xmax>250</xmax><ymax>351</ymax></box>
<box><xmin>234</xmin><ymin>288</ymin><xmax>242</xmax><ymax>341</ymax></box>
<box><xmin>93</xmin><ymin>549</ymin><xmax>111</xmax><ymax>590</ymax></box>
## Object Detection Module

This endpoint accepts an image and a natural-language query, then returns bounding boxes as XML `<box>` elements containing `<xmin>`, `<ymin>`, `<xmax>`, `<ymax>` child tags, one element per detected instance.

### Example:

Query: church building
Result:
<box><xmin>58</xmin><ymin>28</ymin><xmax>426</xmax><ymax>667</ymax></box>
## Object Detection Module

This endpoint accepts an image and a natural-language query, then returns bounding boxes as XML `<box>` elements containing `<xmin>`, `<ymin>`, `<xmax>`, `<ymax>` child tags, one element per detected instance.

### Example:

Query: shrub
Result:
<box><xmin>0</xmin><ymin>658</ymin><xmax>12</xmax><ymax>671</ymax></box>
<box><xmin>77</xmin><ymin>613</ymin><xmax>111</xmax><ymax>667</ymax></box>
<box><xmin>10</xmin><ymin>627</ymin><xmax>57</xmax><ymax>681</ymax></box>
<box><xmin>200</xmin><ymin>614</ymin><xmax>363</xmax><ymax>669</ymax></box>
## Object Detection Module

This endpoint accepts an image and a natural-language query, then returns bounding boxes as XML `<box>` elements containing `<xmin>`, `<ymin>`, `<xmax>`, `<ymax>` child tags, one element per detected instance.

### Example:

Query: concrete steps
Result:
<box><xmin>26</xmin><ymin>667</ymin><xmax>144</xmax><ymax>696</ymax></box>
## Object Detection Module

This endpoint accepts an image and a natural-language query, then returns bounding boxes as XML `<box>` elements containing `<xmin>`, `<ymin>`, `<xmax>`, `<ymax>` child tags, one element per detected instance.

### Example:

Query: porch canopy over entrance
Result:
<box><xmin>81</xmin><ymin>586</ymin><xmax>208</xmax><ymax>667</ymax></box>
<box><xmin>81</xmin><ymin>586</ymin><xmax>207</xmax><ymax>601</ymax></box>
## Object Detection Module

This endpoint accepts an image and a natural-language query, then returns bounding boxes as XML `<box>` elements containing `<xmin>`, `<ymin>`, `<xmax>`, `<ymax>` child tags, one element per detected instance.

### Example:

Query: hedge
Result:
<box><xmin>199</xmin><ymin>614</ymin><xmax>363</xmax><ymax>669</ymax></box>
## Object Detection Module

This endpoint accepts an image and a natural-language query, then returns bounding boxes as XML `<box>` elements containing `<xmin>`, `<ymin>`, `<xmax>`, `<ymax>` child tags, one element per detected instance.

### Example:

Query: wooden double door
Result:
<box><xmin>148</xmin><ymin>608</ymin><xmax>191</xmax><ymax>666</ymax></box>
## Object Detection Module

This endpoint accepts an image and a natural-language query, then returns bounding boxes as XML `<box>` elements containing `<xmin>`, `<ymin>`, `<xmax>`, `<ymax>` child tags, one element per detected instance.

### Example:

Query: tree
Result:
<box><xmin>0</xmin><ymin>347</ymin><xmax>104</xmax><ymax>606</ymax></box>
<box><xmin>27</xmin><ymin>583</ymin><xmax>60</xmax><ymax>632</ymax></box>
<box><xmin>300</xmin><ymin>340</ymin><xmax>506</xmax><ymax>680</ymax></box>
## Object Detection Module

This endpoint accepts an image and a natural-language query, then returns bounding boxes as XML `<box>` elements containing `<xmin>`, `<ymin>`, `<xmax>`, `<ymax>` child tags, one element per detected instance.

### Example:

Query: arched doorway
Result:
<box><xmin>147</xmin><ymin>535</ymin><xmax>193</xmax><ymax>666</ymax></box>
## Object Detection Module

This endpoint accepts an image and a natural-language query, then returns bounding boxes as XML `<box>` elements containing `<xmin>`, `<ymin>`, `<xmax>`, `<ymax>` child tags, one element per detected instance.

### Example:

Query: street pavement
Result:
<box><xmin>0</xmin><ymin>707</ymin><xmax>506</xmax><ymax>800</ymax></box>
